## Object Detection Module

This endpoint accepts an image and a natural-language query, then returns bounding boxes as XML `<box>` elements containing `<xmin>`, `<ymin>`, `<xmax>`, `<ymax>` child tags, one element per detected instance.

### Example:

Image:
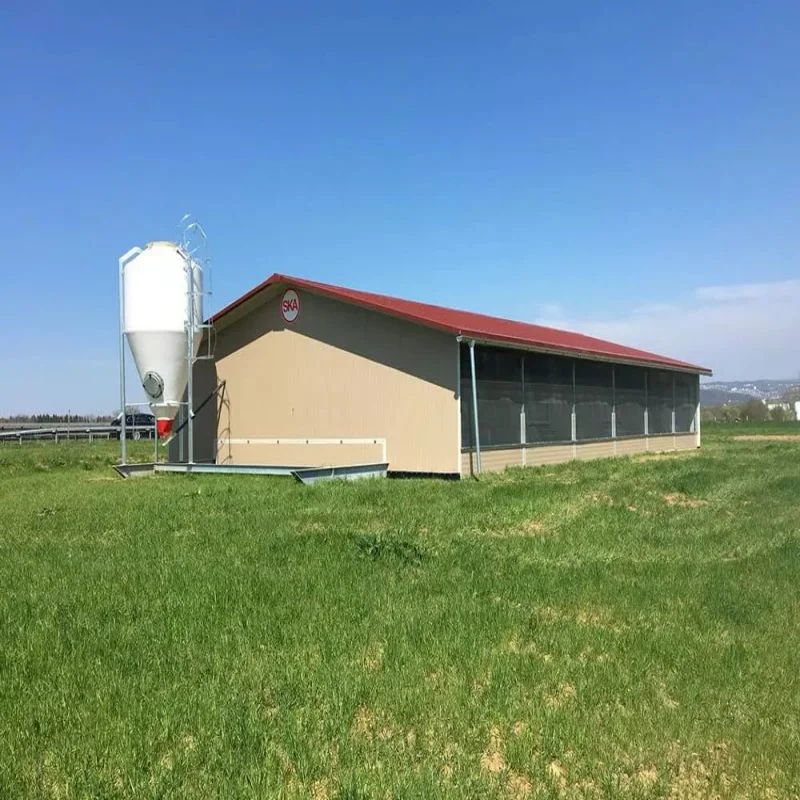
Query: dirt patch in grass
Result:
<box><xmin>545</xmin><ymin>682</ymin><xmax>577</xmax><ymax>709</ymax></box>
<box><xmin>636</xmin><ymin>766</ymin><xmax>659</xmax><ymax>787</ymax></box>
<box><xmin>541</xmin><ymin>473</ymin><xmax>579</xmax><ymax>484</ymax></box>
<box><xmin>480</xmin><ymin>726</ymin><xmax>506</xmax><ymax>774</ymax></box>
<box><xmin>310</xmin><ymin>778</ymin><xmax>331</xmax><ymax>800</ymax></box>
<box><xmin>656</xmin><ymin>681</ymin><xmax>680</xmax><ymax>710</ymax></box>
<box><xmin>618</xmin><ymin>765</ymin><xmax>660</xmax><ymax>793</ymax></box>
<box><xmin>579</xmin><ymin>647</ymin><xmax>610</xmax><ymax>664</ymax></box>
<box><xmin>665</xmin><ymin>741</ymin><xmax>733</xmax><ymax>799</ymax></box>
<box><xmin>547</xmin><ymin>759</ymin><xmax>568</xmax><ymax>789</ymax></box>
<box><xmin>519</xmin><ymin>519</ymin><xmax>546</xmax><ymax>535</ymax></box>
<box><xmin>632</xmin><ymin>451</ymin><xmax>697</xmax><ymax>462</ymax></box>
<box><xmin>732</xmin><ymin>434</ymin><xmax>800</xmax><ymax>442</ymax></box>
<box><xmin>363</xmin><ymin>642</ymin><xmax>385</xmax><ymax>672</ymax></box>
<box><xmin>425</xmin><ymin>669</ymin><xmax>444</xmax><ymax>687</ymax></box>
<box><xmin>481</xmin><ymin>750</ymin><xmax>505</xmax><ymax>774</ymax></box>
<box><xmin>663</xmin><ymin>493</ymin><xmax>708</xmax><ymax>508</ymax></box>
<box><xmin>533</xmin><ymin>604</ymin><xmax>625</xmax><ymax>633</ymax></box>
<box><xmin>667</xmin><ymin>757</ymin><xmax>717</xmax><ymax>799</ymax></box>
<box><xmin>505</xmin><ymin>636</ymin><xmax>553</xmax><ymax>662</ymax></box>
<box><xmin>351</xmin><ymin>706</ymin><xmax>397</xmax><ymax>743</ymax></box>
<box><xmin>479</xmin><ymin>519</ymin><xmax>548</xmax><ymax>537</ymax></box>
<box><xmin>506</xmin><ymin>770</ymin><xmax>532</xmax><ymax>797</ymax></box>
<box><xmin>587</xmin><ymin>491</ymin><xmax>613</xmax><ymax>505</ymax></box>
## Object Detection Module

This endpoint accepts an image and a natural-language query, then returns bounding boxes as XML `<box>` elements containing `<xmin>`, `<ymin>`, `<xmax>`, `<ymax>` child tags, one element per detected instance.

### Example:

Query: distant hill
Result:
<box><xmin>701</xmin><ymin>388</ymin><xmax>757</xmax><ymax>406</ymax></box>
<box><xmin>700</xmin><ymin>379</ymin><xmax>800</xmax><ymax>407</ymax></box>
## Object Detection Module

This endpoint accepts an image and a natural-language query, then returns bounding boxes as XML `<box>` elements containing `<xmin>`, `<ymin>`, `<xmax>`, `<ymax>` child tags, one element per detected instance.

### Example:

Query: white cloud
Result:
<box><xmin>535</xmin><ymin>279</ymin><xmax>800</xmax><ymax>381</ymax></box>
<box><xmin>694</xmin><ymin>280</ymin><xmax>800</xmax><ymax>304</ymax></box>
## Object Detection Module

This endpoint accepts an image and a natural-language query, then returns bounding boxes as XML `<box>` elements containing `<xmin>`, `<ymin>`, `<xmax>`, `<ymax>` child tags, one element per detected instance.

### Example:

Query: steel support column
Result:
<box><xmin>119</xmin><ymin>260</ymin><xmax>127</xmax><ymax>464</ymax></box>
<box><xmin>455</xmin><ymin>340</ymin><xmax>462</xmax><ymax>475</ymax></box>
<box><xmin>520</xmin><ymin>354</ymin><xmax>526</xmax><ymax>466</ymax></box>
<box><xmin>611</xmin><ymin>365</ymin><xmax>617</xmax><ymax>439</ymax></box>
<box><xmin>469</xmin><ymin>340</ymin><xmax>481</xmax><ymax>475</ymax></box>
<box><xmin>118</xmin><ymin>247</ymin><xmax>142</xmax><ymax>466</ymax></box>
<box><xmin>571</xmin><ymin>360</ymin><xmax>577</xmax><ymax>455</ymax></box>
<box><xmin>695</xmin><ymin>375</ymin><xmax>702</xmax><ymax>448</ymax></box>
<box><xmin>186</xmin><ymin>261</ymin><xmax>195</xmax><ymax>466</ymax></box>
<box><xmin>671</xmin><ymin>373</ymin><xmax>676</xmax><ymax>435</ymax></box>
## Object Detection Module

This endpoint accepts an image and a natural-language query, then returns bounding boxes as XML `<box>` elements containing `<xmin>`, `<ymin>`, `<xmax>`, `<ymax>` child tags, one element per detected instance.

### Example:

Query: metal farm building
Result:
<box><xmin>188</xmin><ymin>274</ymin><xmax>711</xmax><ymax>477</ymax></box>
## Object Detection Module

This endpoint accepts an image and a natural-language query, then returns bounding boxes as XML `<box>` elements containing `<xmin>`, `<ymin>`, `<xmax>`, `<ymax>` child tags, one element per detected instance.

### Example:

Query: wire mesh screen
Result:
<box><xmin>460</xmin><ymin>379</ymin><xmax>472</xmax><ymax>446</ymax></box>
<box><xmin>524</xmin><ymin>354</ymin><xmax>573</xmax><ymax>443</ymax></box>
<box><xmin>648</xmin><ymin>370</ymin><xmax>674</xmax><ymax>434</ymax></box>
<box><xmin>674</xmin><ymin>372</ymin><xmax>698</xmax><ymax>433</ymax></box>
<box><xmin>614</xmin><ymin>365</ymin><xmax>646</xmax><ymax>437</ymax></box>
<box><xmin>460</xmin><ymin>343</ymin><xmax>697</xmax><ymax>451</ymax></box>
<box><xmin>574</xmin><ymin>360</ymin><xmax>612</xmax><ymax>440</ymax></box>
<box><xmin>460</xmin><ymin>345</ymin><xmax>522</xmax><ymax>447</ymax></box>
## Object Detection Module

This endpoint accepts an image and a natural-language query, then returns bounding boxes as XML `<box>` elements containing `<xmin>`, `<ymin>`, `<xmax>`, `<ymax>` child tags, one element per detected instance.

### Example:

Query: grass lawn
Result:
<box><xmin>0</xmin><ymin>425</ymin><xmax>799</xmax><ymax>798</ymax></box>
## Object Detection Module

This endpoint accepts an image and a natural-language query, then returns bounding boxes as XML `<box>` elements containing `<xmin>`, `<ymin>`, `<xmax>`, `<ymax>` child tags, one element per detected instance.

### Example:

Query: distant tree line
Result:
<box><xmin>0</xmin><ymin>413</ymin><xmax>113</xmax><ymax>423</ymax></box>
<box><xmin>702</xmin><ymin>400</ymin><xmax>796</xmax><ymax>423</ymax></box>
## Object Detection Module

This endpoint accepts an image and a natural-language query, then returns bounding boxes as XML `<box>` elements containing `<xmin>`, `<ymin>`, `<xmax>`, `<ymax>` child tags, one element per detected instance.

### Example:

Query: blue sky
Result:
<box><xmin>2</xmin><ymin>1</ymin><xmax>799</xmax><ymax>414</ymax></box>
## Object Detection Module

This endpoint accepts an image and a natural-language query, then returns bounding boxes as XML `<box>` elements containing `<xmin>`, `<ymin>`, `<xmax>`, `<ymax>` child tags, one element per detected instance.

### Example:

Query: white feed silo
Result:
<box><xmin>121</xmin><ymin>241</ymin><xmax>203</xmax><ymax>437</ymax></box>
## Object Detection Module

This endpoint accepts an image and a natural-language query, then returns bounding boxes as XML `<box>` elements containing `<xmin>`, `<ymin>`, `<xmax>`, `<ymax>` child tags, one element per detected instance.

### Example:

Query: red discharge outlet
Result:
<box><xmin>157</xmin><ymin>419</ymin><xmax>174</xmax><ymax>438</ymax></box>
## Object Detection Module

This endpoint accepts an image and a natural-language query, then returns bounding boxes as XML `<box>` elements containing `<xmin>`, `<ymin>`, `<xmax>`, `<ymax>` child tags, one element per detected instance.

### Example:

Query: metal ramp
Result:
<box><xmin>114</xmin><ymin>461</ymin><xmax>389</xmax><ymax>483</ymax></box>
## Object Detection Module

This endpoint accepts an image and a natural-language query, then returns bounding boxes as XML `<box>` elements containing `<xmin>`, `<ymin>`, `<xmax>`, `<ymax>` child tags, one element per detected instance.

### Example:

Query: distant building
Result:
<box><xmin>766</xmin><ymin>402</ymin><xmax>792</xmax><ymax>412</ymax></box>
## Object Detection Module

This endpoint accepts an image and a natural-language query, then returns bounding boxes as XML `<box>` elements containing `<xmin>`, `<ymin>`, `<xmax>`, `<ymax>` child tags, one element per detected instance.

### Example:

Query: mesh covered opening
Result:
<box><xmin>575</xmin><ymin>360</ymin><xmax>612</xmax><ymax>440</ymax></box>
<box><xmin>648</xmin><ymin>369</ymin><xmax>674</xmax><ymax>434</ymax></box>
<box><xmin>460</xmin><ymin>345</ymin><xmax>522</xmax><ymax>447</ymax></box>
<box><xmin>615</xmin><ymin>364</ymin><xmax>646</xmax><ymax>437</ymax></box>
<box><xmin>524</xmin><ymin>354</ymin><xmax>573</xmax><ymax>444</ymax></box>
<box><xmin>675</xmin><ymin>372</ymin><xmax>698</xmax><ymax>433</ymax></box>
<box><xmin>460</xmin><ymin>343</ymin><xmax>697</xmax><ymax>451</ymax></box>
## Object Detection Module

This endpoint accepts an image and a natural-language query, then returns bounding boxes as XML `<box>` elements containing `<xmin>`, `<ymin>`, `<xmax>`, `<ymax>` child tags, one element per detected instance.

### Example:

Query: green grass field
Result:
<box><xmin>1</xmin><ymin>425</ymin><xmax>799</xmax><ymax>798</ymax></box>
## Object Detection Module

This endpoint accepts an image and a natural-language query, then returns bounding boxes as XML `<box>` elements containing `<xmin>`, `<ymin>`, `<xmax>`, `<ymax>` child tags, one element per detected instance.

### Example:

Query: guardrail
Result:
<box><xmin>0</xmin><ymin>425</ymin><xmax>155</xmax><ymax>443</ymax></box>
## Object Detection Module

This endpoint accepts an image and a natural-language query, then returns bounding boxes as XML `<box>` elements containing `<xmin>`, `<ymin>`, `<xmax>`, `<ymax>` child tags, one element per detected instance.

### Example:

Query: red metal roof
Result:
<box><xmin>211</xmin><ymin>273</ymin><xmax>712</xmax><ymax>375</ymax></box>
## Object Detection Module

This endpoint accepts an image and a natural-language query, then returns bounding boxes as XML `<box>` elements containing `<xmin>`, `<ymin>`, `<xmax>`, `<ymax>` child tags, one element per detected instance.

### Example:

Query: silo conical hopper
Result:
<box><xmin>122</xmin><ymin>241</ymin><xmax>203</xmax><ymax>437</ymax></box>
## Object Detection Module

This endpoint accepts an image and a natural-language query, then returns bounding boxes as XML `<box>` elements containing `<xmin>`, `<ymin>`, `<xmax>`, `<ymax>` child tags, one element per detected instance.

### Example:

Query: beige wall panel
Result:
<box><xmin>462</xmin><ymin>448</ymin><xmax>523</xmax><ymax>475</ymax></box>
<box><xmin>524</xmin><ymin>444</ymin><xmax>575</xmax><ymax>467</ymax></box>
<box><xmin>648</xmin><ymin>436</ymin><xmax>678</xmax><ymax>454</ymax></box>
<box><xmin>213</xmin><ymin>290</ymin><xmax>459</xmax><ymax>473</ymax></box>
<box><xmin>616</xmin><ymin>438</ymin><xmax>649</xmax><ymax>456</ymax></box>
<box><xmin>222</xmin><ymin>442</ymin><xmax>382</xmax><ymax>467</ymax></box>
<box><xmin>574</xmin><ymin>440</ymin><xmax>616</xmax><ymax>461</ymax></box>
<box><xmin>462</xmin><ymin>434</ymin><xmax>696</xmax><ymax>475</ymax></box>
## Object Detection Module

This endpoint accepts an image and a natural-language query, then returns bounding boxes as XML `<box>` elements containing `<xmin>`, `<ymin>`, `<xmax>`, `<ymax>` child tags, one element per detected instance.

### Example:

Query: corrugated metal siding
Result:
<box><xmin>213</xmin><ymin>290</ymin><xmax>459</xmax><ymax>474</ymax></box>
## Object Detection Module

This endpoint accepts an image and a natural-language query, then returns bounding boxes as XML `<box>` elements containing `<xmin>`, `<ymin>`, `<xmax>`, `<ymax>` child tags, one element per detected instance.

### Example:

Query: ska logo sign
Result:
<box><xmin>281</xmin><ymin>289</ymin><xmax>300</xmax><ymax>323</ymax></box>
